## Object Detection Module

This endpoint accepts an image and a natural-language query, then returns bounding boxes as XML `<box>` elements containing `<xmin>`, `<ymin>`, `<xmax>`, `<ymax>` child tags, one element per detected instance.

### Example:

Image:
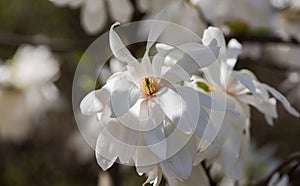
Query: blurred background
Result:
<box><xmin>0</xmin><ymin>0</ymin><xmax>299</xmax><ymax>186</ymax></box>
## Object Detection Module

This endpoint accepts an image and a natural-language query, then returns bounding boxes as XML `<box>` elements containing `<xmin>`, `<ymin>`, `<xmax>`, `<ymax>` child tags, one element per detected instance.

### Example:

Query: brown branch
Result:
<box><xmin>226</xmin><ymin>34</ymin><xmax>300</xmax><ymax>46</ymax></box>
<box><xmin>237</xmin><ymin>58</ymin><xmax>300</xmax><ymax>72</ymax></box>
<box><xmin>0</xmin><ymin>32</ymin><xmax>89</xmax><ymax>53</ymax></box>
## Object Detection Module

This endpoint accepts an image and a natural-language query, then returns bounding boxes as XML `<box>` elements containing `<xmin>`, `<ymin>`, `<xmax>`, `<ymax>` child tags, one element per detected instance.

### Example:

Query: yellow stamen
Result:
<box><xmin>139</xmin><ymin>77</ymin><xmax>158</xmax><ymax>96</ymax></box>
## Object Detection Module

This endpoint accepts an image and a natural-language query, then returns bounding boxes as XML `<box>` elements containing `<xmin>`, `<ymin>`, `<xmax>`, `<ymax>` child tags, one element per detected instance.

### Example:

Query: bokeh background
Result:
<box><xmin>0</xmin><ymin>0</ymin><xmax>299</xmax><ymax>186</ymax></box>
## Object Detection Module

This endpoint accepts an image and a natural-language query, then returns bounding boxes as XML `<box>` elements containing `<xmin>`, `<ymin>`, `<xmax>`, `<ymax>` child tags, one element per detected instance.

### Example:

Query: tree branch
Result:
<box><xmin>226</xmin><ymin>34</ymin><xmax>300</xmax><ymax>46</ymax></box>
<box><xmin>0</xmin><ymin>32</ymin><xmax>89</xmax><ymax>53</ymax></box>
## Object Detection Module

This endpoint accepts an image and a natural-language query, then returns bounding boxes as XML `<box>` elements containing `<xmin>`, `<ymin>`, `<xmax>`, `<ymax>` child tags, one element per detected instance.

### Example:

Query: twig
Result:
<box><xmin>237</xmin><ymin>58</ymin><xmax>300</xmax><ymax>72</ymax></box>
<box><xmin>226</xmin><ymin>34</ymin><xmax>300</xmax><ymax>46</ymax></box>
<box><xmin>0</xmin><ymin>32</ymin><xmax>89</xmax><ymax>53</ymax></box>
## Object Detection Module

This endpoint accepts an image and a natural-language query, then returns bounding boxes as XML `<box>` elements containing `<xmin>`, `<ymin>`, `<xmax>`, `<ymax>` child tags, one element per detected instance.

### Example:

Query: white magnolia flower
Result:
<box><xmin>49</xmin><ymin>0</ymin><xmax>133</xmax><ymax>34</ymax></box>
<box><xmin>271</xmin><ymin>0</ymin><xmax>300</xmax><ymax>39</ymax></box>
<box><xmin>185</xmin><ymin>27</ymin><xmax>299</xmax><ymax>181</ymax></box>
<box><xmin>0</xmin><ymin>44</ymin><xmax>60</xmax><ymax>142</ymax></box>
<box><xmin>137</xmin><ymin>0</ymin><xmax>206</xmax><ymax>43</ymax></box>
<box><xmin>80</xmin><ymin>18</ymin><xmax>231</xmax><ymax>183</ymax></box>
<box><xmin>156</xmin><ymin>26</ymin><xmax>299</xmax><ymax>182</ymax></box>
<box><xmin>196</xmin><ymin>0</ymin><xmax>275</xmax><ymax>30</ymax></box>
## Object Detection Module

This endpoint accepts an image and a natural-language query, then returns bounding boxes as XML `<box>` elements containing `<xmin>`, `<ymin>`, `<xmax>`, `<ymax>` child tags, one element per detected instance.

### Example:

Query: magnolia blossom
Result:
<box><xmin>80</xmin><ymin>17</ymin><xmax>236</xmax><ymax>185</ymax></box>
<box><xmin>158</xmin><ymin>26</ymin><xmax>299</xmax><ymax>183</ymax></box>
<box><xmin>138</xmin><ymin>0</ymin><xmax>206</xmax><ymax>43</ymax></box>
<box><xmin>49</xmin><ymin>0</ymin><xmax>133</xmax><ymax>34</ymax></box>
<box><xmin>271</xmin><ymin>0</ymin><xmax>300</xmax><ymax>40</ymax></box>
<box><xmin>196</xmin><ymin>0</ymin><xmax>275</xmax><ymax>30</ymax></box>
<box><xmin>0</xmin><ymin>45</ymin><xmax>60</xmax><ymax>142</ymax></box>
<box><xmin>182</xmin><ymin>27</ymin><xmax>299</xmax><ymax>183</ymax></box>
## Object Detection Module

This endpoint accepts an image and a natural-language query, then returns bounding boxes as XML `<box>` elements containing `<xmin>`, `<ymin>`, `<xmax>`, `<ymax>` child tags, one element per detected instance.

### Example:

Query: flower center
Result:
<box><xmin>139</xmin><ymin>77</ymin><xmax>158</xmax><ymax>96</ymax></box>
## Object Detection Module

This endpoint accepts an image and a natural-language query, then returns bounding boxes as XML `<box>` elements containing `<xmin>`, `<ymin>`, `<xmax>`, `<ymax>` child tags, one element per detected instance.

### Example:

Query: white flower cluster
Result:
<box><xmin>80</xmin><ymin>19</ymin><xmax>299</xmax><ymax>186</ymax></box>
<box><xmin>0</xmin><ymin>45</ymin><xmax>60</xmax><ymax>142</ymax></box>
<box><xmin>49</xmin><ymin>0</ymin><xmax>300</xmax><ymax>41</ymax></box>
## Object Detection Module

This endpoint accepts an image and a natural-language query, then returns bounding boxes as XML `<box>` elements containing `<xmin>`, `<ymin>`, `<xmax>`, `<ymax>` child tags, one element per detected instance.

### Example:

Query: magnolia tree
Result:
<box><xmin>1</xmin><ymin>0</ymin><xmax>300</xmax><ymax>186</ymax></box>
<box><xmin>69</xmin><ymin>0</ymin><xmax>300</xmax><ymax>186</ymax></box>
<box><xmin>73</xmin><ymin>17</ymin><xmax>299</xmax><ymax>185</ymax></box>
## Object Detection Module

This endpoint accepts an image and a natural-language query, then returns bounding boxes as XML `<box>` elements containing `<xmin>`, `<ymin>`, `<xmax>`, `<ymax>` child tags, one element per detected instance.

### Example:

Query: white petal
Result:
<box><xmin>261</xmin><ymin>83</ymin><xmax>300</xmax><ymax>117</ymax></box>
<box><xmin>81</xmin><ymin>0</ymin><xmax>106</xmax><ymax>34</ymax></box>
<box><xmin>142</xmin><ymin>166</ymin><xmax>163</xmax><ymax>186</ymax></box>
<box><xmin>238</xmin><ymin>94</ymin><xmax>278</xmax><ymax>119</ymax></box>
<box><xmin>110</xmin><ymin>78</ymin><xmax>140</xmax><ymax>117</ymax></box>
<box><xmin>109</xmin><ymin>22</ymin><xmax>139</xmax><ymax>64</ymax></box>
<box><xmin>202</xmin><ymin>26</ymin><xmax>226</xmax><ymax>56</ymax></box>
<box><xmin>139</xmin><ymin>100</ymin><xmax>165</xmax><ymax>130</ymax></box>
<box><xmin>109</xmin><ymin>57</ymin><xmax>125</xmax><ymax>74</ymax></box>
<box><xmin>95</xmin><ymin>120</ymin><xmax>119</xmax><ymax>170</ymax></box>
<box><xmin>161</xmin><ymin>63</ymin><xmax>191</xmax><ymax>83</ymax></box>
<box><xmin>143</xmin><ymin>124</ymin><xmax>167</xmax><ymax>160</ymax></box>
<box><xmin>196</xmin><ymin>106</ymin><xmax>216</xmax><ymax>143</ymax></box>
<box><xmin>175</xmin><ymin>43</ymin><xmax>219</xmax><ymax>75</ymax></box>
<box><xmin>126</xmin><ymin>62</ymin><xmax>146</xmax><ymax>82</ymax></box>
<box><xmin>233</xmin><ymin>71</ymin><xmax>256</xmax><ymax>95</ymax></box>
<box><xmin>196</xmin><ymin>88</ymin><xmax>236</xmax><ymax>114</ymax></box>
<box><xmin>226</xmin><ymin>39</ymin><xmax>242</xmax><ymax>69</ymax></box>
<box><xmin>80</xmin><ymin>88</ymin><xmax>110</xmax><ymax>115</ymax></box>
<box><xmin>145</xmin><ymin>11</ymin><xmax>168</xmax><ymax>52</ymax></box>
<box><xmin>155</xmin><ymin>87</ymin><xmax>195</xmax><ymax>133</ymax></box>
<box><xmin>221</xmin><ymin>133</ymin><xmax>243</xmax><ymax>180</ymax></box>
<box><xmin>134</xmin><ymin>136</ymin><xmax>162</xmax><ymax>167</ymax></box>
<box><xmin>118</xmin><ymin>124</ymin><xmax>139</xmax><ymax>163</ymax></box>
<box><xmin>118</xmin><ymin>101</ymin><xmax>141</xmax><ymax>130</ymax></box>
<box><xmin>161</xmin><ymin>146</ymin><xmax>193</xmax><ymax>180</ymax></box>
<box><xmin>152</xmin><ymin>50</ymin><xmax>167</xmax><ymax>76</ymax></box>
<box><xmin>96</xmin><ymin>119</ymin><xmax>138</xmax><ymax>167</ymax></box>
<box><xmin>155</xmin><ymin>43</ymin><xmax>173</xmax><ymax>52</ymax></box>
<box><xmin>107</xmin><ymin>0</ymin><xmax>133</xmax><ymax>22</ymax></box>
<box><xmin>141</xmin><ymin>11</ymin><xmax>168</xmax><ymax>75</ymax></box>
<box><xmin>202</xmin><ymin>59</ymin><xmax>222</xmax><ymax>87</ymax></box>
